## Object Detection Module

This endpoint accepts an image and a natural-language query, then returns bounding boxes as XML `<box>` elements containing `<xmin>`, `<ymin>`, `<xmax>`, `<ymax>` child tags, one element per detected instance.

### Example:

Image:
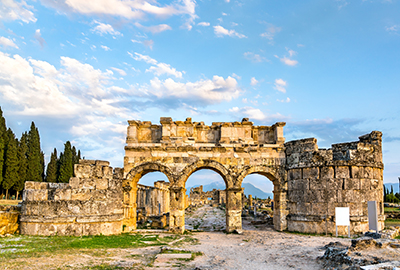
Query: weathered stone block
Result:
<box><xmin>309</xmin><ymin>178</ymin><xmax>326</xmax><ymax>190</ymax></box>
<box><xmin>305</xmin><ymin>190</ymin><xmax>325</xmax><ymax>203</ymax></box>
<box><xmin>363</xmin><ymin>166</ymin><xmax>373</xmax><ymax>179</ymax></box>
<box><xmin>325</xmin><ymin>189</ymin><xmax>338</xmax><ymax>203</ymax></box>
<box><xmin>344</xmin><ymin>178</ymin><xmax>360</xmax><ymax>190</ymax></box>
<box><xmin>69</xmin><ymin>177</ymin><xmax>79</xmax><ymax>189</ymax></box>
<box><xmin>24</xmin><ymin>181</ymin><xmax>37</xmax><ymax>190</ymax></box>
<box><xmin>109</xmin><ymin>178</ymin><xmax>122</xmax><ymax>190</ymax></box>
<box><xmin>326</xmin><ymin>178</ymin><xmax>343</xmax><ymax>190</ymax></box>
<box><xmin>54</xmin><ymin>189</ymin><xmax>71</xmax><ymax>201</ymax></box>
<box><xmin>288</xmin><ymin>179</ymin><xmax>309</xmax><ymax>190</ymax></box>
<box><xmin>288</xmin><ymin>168</ymin><xmax>302</xmax><ymax>181</ymax></box>
<box><xmin>23</xmin><ymin>189</ymin><xmax>35</xmax><ymax>201</ymax></box>
<box><xmin>336</xmin><ymin>166</ymin><xmax>350</xmax><ymax>178</ymax></box>
<box><xmin>320</xmin><ymin>167</ymin><xmax>334</xmax><ymax>179</ymax></box>
<box><xmin>71</xmin><ymin>189</ymin><xmax>92</xmax><ymax>201</ymax></box>
<box><xmin>95</xmin><ymin>160</ymin><xmax>110</xmax><ymax>166</ymax></box>
<box><xmin>303</xmin><ymin>167</ymin><xmax>319</xmax><ymax>179</ymax></box>
<box><xmin>349</xmin><ymin>203</ymin><xmax>363</xmax><ymax>216</ymax></box>
<box><xmin>95</xmin><ymin>178</ymin><xmax>109</xmax><ymax>190</ymax></box>
<box><xmin>34</xmin><ymin>190</ymin><xmax>48</xmax><ymax>201</ymax></box>
<box><xmin>360</xmin><ymin>178</ymin><xmax>371</xmax><ymax>190</ymax></box>
<box><xmin>373</xmin><ymin>168</ymin><xmax>382</xmax><ymax>180</ymax></box>
<box><xmin>311</xmin><ymin>203</ymin><xmax>328</xmax><ymax>215</ymax></box>
<box><xmin>288</xmin><ymin>190</ymin><xmax>304</xmax><ymax>202</ymax></box>
<box><xmin>351</xmin><ymin>166</ymin><xmax>363</xmax><ymax>178</ymax></box>
<box><xmin>75</xmin><ymin>164</ymin><xmax>93</xmax><ymax>179</ymax></box>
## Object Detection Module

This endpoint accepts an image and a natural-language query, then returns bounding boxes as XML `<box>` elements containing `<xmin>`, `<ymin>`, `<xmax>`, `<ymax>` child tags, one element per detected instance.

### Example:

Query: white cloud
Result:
<box><xmin>260</xmin><ymin>24</ymin><xmax>281</xmax><ymax>42</ymax></box>
<box><xmin>214</xmin><ymin>25</ymin><xmax>246</xmax><ymax>38</ymax></box>
<box><xmin>244</xmin><ymin>52</ymin><xmax>267</xmax><ymax>63</ymax></box>
<box><xmin>277</xmin><ymin>97</ymin><xmax>290</xmax><ymax>103</ymax></box>
<box><xmin>134</xmin><ymin>22</ymin><xmax>172</xmax><ymax>33</ymax></box>
<box><xmin>101</xmin><ymin>45</ymin><xmax>111</xmax><ymax>51</ymax></box>
<box><xmin>229</xmin><ymin>107</ymin><xmax>266</xmax><ymax>121</ymax></box>
<box><xmin>34</xmin><ymin>29</ymin><xmax>46</xmax><ymax>48</ymax></box>
<box><xmin>385</xmin><ymin>25</ymin><xmax>399</xmax><ymax>32</ymax></box>
<box><xmin>131</xmin><ymin>39</ymin><xmax>154</xmax><ymax>49</ymax></box>
<box><xmin>0</xmin><ymin>36</ymin><xmax>18</xmax><ymax>49</ymax></box>
<box><xmin>144</xmin><ymin>75</ymin><xmax>240</xmax><ymax>104</ymax></box>
<box><xmin>0</xmin><ymin>0</ymin><xmax>36</xmax><ymax>23</ymax></box>
<box><xmin>147</xmin><ymin>63</ymin><xmax>183</xmax><ymax>78</ymax></box>
<box><xmin>131</xmin><ymin>52</ymin><xmax>183</xmax><ymax>78</ymax></box>
<box><xmin>250</xmin><ymin>77</ymin><xmax>258</xmax><ymax>86</ymax></box>
<box><xmin>198</xmin><ymin>22</ymin><xmax>210</xmax><ymax>26</ymax></box>
<box><xmin>274</xmin><ymin>78</ymin><xmax>287</xmax><ymax>93</ymax></box>
<box><xmin>280</xmin><ymin>57</ymin><xmax>298</xmax><ymax>66</ymax></box>
<box><xmin>111</xmin><ymin>67</ymin><xmax>127</xmax><ymax>76</ymax></box>
<box><xmin>91</xmin><ymin>20</ymin><xmax>122</xmax><ymax>36</ymax></box>
<box><xmin>276</xmin><ymin>48</ymin><xmax>298</xmax><ymax>66</ymax></box>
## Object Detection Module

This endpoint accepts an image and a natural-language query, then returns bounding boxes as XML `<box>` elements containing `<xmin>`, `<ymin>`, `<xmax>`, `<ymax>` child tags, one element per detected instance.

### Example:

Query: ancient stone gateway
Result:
<box><xmin>123</xmin><ymin>117</ymin><xmax>289</xmax><ymax>233</ymax></box>
<box><xmin>123</xmin><ymin>117</ymin><xmax>384</xmax><ymax>234</ymax></box>
<box><xmin>19</xmin><ymin>117</ymin><xmax>384</xmax><ymax>236</ymax></box>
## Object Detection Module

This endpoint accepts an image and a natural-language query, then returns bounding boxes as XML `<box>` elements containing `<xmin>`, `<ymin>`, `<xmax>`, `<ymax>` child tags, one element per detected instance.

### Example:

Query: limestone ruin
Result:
<box><xmin>18</xmin><ymin>117</ymin><xmax>384</xmax><ymax>236</ymax></box>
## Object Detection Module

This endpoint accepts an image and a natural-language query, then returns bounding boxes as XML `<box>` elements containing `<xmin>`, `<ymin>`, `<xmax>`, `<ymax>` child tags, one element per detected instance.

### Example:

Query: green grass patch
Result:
<box><xmin>0</xmin><ymin>233</ymin><xmax>183</xmax><ymax>260</ymax></box>
<box><xmin>384</xmin><ymin>207</ymin><xmax>400</xmax><ymax>213</ymax></box>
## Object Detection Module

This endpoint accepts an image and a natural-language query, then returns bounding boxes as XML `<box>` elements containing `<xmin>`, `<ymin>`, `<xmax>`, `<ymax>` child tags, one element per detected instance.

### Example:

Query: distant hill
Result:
<box><xmin>186</xmin><ymin>182</ymin><xmax>273</xmax><ymax>199</ymax></box>
<box><xmin>384</xmin><ymin>183</ymin><xmax>399</xmax><ymax>194</ymax></box>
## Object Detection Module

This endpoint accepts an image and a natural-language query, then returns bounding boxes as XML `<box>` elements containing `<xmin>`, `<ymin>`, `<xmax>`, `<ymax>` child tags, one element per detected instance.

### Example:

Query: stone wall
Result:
<box><xmin>0</xmin><ymin>205</ymin><xmax>20</xmax><ymax>235</ymax></box>
<box><xmin>285</xmin><ymin>131</ymin><xmax>384</xmax><ymax>235</ymax></box>
<box><xmin>20</xmin><ymin>160</ymin><xmax>124</xmax><ymax>236</ymax></box>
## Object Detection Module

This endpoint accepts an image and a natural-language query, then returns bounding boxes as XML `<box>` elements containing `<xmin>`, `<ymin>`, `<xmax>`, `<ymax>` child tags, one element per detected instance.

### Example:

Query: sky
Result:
<box><xmin>0</xmin><ymin>0</ymin><xmax>399</xmax><ymax>193</ymax></box>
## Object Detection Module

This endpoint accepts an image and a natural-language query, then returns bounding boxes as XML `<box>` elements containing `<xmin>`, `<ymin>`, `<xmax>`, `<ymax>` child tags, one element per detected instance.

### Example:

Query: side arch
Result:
<box><xmin>125</xmin><ymin>162</ymin><xmax>174</xmax><ymax>184</ymax></box>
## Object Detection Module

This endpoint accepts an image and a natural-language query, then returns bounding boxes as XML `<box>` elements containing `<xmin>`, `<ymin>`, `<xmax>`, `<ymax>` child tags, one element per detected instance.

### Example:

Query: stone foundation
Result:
<box><xmin>20</xmin><ymin>160</ymin><xmax>124</xmax><ymax>236</ymax></box>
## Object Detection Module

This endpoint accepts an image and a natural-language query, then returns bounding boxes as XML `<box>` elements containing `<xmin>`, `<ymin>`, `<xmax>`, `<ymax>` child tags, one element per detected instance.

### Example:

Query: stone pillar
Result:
<box><xmin>248</xmin><ymin>194</ymin><xmax>253</xmax><ymax>208</ymax></box>
<box><xmin>226</xmin><ymin>187</ymin><xmax>243</xmax><ymax>232</ymax></box>
<box><xmin>122</xmin><ymin>180</ymin><xmax>137</xmax><ymax>231</ymax></box>
<box><xmin>169</xmin><ymin>186</ymin><xmax>186</xmax><ymax>233</ymax></box>
<box><xmin>273</xmin><ymin>188</ymin><xmax>288</xmax><ymax>231</ymax></box>
<box><xmin>273</xmin><ymin>122</ymin><xmax>286</xmax><ymax>144</ymax></box>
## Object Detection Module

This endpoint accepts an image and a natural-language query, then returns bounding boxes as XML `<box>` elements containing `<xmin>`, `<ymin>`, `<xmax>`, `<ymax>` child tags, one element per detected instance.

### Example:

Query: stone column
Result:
<box><xmin>122</xmin><ymin>179</ymin><xmax>138</xmax><ymax>231</ymax></box>
<box><xmin>169</xmin><ymin>186</ymin><xmax>186</xmax><ymax>233</ymax></box>
<box><xmin>248</xmin><ymin>194</ymin><xmax>253</xmax><ymax>208</ymax></box>
<box><xmin>226</xmin><ymin>187</ymin><xmax>243</xmax><ymax>232</ymax></box>
<box><xmin>273</xmin><ymin>188</ymin><xmax>288</xmax><ymax>231</ymax></box>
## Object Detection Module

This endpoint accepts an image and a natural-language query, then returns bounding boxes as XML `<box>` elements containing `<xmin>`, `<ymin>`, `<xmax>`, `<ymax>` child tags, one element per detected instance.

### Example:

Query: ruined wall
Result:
<box><xmin>137</xmin><ymin>181</ymin><xmax>170</xmax><ymax>216</ymax></box>
<box><xmin>285</xmin><ymin>131</ymin><xmax>384</xmax><ymax>235</ymax></box>
<box><xmin>20</xmin><ymin>160</ymin><xmax>124</xmax><ymax>236</ymax></box>
<box><xmin>0</xmin><ymin>205</ymin><xmax>20</xmax><ymax>235</ymax></box>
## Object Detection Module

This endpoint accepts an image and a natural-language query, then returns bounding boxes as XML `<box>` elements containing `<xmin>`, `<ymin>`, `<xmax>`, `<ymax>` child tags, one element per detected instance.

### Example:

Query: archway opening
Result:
<box><xmin>185</xmin><ymin>169</ymin><xmax>227</xmax><ymax>232</ymax></box>
<box><xmin>242</xmin><ymin>173</ymin><xmax>274</xmax><ymax>231</ymax></box>
<box><xmin>136</xmin><ymin>171</ymin><xmax>170</xmax><ymax>230</ymax></box>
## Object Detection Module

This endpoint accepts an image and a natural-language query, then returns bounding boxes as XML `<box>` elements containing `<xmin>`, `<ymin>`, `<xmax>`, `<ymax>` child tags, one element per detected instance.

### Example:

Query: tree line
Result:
<box><xmin>0</xmin><ymin>107</ymin><xmax>81</xmax><ymax>200</ymax></box>
<box><xmin>384</xmin><ymin>185</ymin><xmax>400</xmax><ymax>204</ymax></box>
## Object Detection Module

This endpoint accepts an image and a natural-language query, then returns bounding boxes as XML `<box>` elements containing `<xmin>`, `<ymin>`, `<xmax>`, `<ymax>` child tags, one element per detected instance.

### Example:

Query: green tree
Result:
<box><xmin>27</xmin><ymin>122</ymin><xmax>43</xmax><ymax>182</ymax></box>
<box><xmin>46</xmin><ymin>148</ymin><xmax>58</xmax><ymax>183</ymax></box>
<box><xmin>58</xmin><ymin>141</ymin><xmax>73</xmax><ymax>183</ymax></box>
<box><xmin>0</xmin><ymin>107</ymin><xmax>6</xmax><ymax>138</ymax></box>
<box><xmin>0</xmin><ymin>137</ymin><xmax>4</xmax><ymax>189</ymax></box>
<box><xmin>3</xmin><ymin>132</ymin><xmax>18</xmax><ymax>199</ymax></box>
<box><xmin>14</xmin><ymin>133</ymin><xmax>28</xmax><ymax>199</ymax></box>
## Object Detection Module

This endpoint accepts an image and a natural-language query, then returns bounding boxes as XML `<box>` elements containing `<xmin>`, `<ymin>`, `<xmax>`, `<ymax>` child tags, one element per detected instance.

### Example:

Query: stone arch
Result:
<box><xmin>177</xmin><ymin>159</ymin><xmax>232</xmax><ymax>188</ymax></box>
<box><xmin>237</xmin><ymin>164</ymin><xmax>288</xmax><ymax>231</ymax></box>
<box><xmin>125</xmin><ymin>162</ymin><xmax>174</xmax><ymax>184</ymax></box>
<box><xmin>122</xmin><ymin>162</ymin><xmax>174</xmax><ymax>232</ymax></box>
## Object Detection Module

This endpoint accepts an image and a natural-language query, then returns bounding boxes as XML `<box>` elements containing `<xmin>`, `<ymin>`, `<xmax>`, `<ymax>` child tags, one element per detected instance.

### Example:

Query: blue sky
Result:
<box><xmin>0</xmin><ymin>0</ymin><xmax>399</xmax><ymax>193</ymax></box>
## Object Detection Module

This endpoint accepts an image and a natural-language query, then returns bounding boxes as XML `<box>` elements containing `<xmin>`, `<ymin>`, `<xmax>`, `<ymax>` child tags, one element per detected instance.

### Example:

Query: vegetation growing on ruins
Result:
<box><xmin>0</xmin><ymin>107</ymin><xmax>82</xmax><ymax>199</ymax></box>
<box><xmin>384</xmin><ymin>186</ymin><xmax>400</xmax><ymax>203</ymax></box>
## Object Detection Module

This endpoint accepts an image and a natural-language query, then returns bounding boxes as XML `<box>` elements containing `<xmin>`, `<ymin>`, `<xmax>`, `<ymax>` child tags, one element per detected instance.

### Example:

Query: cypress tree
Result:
<box><xmin>0</xmin><ymin>107</ymin><xmax>6</xmax><ymax>138</ymax></box>
<box><xmin>3</xmin><ymin>133</ymin><xmax>18</xmax><ymax>199</ymax></box>
<box><xmin>391</xmin><ymin>185</ymin><xmax>394</xmax><ymax>195</ymax></box>
<box><xmin>27</xmin><ymin>122</ymin><xmax>43</xmax><ymax>182</ymax></box>
<box><xmin>71</xmin><ymin>146</ymin><xmax>77</xmax><ymax>175</ymax></box>
<box><xmin>0</xmin><ymin>137</ymin><xmax>4</xmax><ymax>188</ymax></box>
<box><xmin>46</xmin><ymin>148</ymin><xmax>58</xmax><ymax>182</ymax></box>
<box><xmin>14</xmin><ymin>133</ymin><xmax>28</xmax><ymax>199</ymax></box>
<box><xmin>58</xmin><ymin>141</ymin><xmax>73</xmax><ymax>183</ymax></box>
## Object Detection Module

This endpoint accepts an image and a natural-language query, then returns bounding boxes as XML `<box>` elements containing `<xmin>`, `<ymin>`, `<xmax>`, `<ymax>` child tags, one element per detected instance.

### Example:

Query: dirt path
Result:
<box><xmin>185</xmin><ymin>205</ymin><xmax>350</xmax><ymax>270</ymax></box>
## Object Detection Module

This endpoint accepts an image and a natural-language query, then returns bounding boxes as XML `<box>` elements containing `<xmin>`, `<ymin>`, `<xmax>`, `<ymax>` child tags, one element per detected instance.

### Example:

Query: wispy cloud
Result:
<box><xmin>101</xmin><ymin>45</ymin><xmax>111</xmax><ymax>51</ymax></box>
<box><xmin>130</xmin><ymin>52</ymin><xmax>183</xmax><ymax>78</ymax></box>
<box><xmin>135</xmin><ymin>22</ymin><xmax>172</xmax><ymax>33</ymax></box>
<box><xmin>34</xmin><ymin>29</ymin><xmax>46</xmax><ymax>48</ymax></box>
<box><xmin>250</xmin><ymin>77</ymin><xmax>258</xmax><ymax>86</ymax></box>
<box><xmin>260</xmin><ymin>24</ymin><xmax>281</xmax><ymax>43</ymax></box>
<box><xmin>0</xmin><ymin>36</ymin><xmax>18</xmax><ymax>49</ymax></box>
<box><xmin>385</xmin><ymin>25</ymin><xmax>399</xmax><ymax>32</ymax></box>
<box><xmin>244</xmin><ymin>52</ymin><xmax>267</xmax><ymax>63</ymax></box>
<box><xmin>214</xmin><ymin>25</ymin><xmax>246</xmax><ymax>38</ymax></box>
<box><xmin>274</xmin><ymin>78</ymin><xmax>287</xmax><ymax>93</ymax></box>
<box><xmin>0</xmin><ymin>0</ymin><xmax>36</xmax><ymax>23</ymax></box>
<box><xmin>198</xmin><ymin>22</ymin><xmax>210</xmax><ymax>27</ymax></box>
<box><xmin>275</xmin><ymin>48</ymin><xmax>298</xmax><ymax>66</ymax></box>
<box><xmin>91</xmin><ymin>20</ymin><xmax>122</xmax><ymax>37</ymax></box>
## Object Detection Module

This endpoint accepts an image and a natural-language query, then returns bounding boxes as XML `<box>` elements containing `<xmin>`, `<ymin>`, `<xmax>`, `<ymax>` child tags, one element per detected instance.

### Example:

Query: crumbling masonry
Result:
<box><xmin>20</xmin><ymin>117</ymin><xmax>384</xmax><ymax>236</ymax></box>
